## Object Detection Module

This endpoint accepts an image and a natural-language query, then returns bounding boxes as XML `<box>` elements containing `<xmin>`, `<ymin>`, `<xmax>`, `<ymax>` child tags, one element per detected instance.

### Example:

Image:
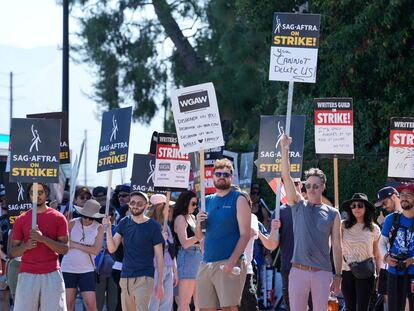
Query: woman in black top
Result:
<box><xmin>172</xmin><ymin>191</ymin><xmax>202</xmax><ymax>311</ymax></box>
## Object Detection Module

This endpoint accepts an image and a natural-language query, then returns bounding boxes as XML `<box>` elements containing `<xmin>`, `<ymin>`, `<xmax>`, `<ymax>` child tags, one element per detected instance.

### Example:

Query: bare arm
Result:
<box><xmin>154</xmin><ymin>243</ymin><xmax>164</xmax><ymax>299</ymax></box>
<box><xmin>30</xmin><ymin>228</ymin><xmax>69</xmax><ymax>255</ymax></box>
<box><xmin>258</xmin><ymin>218</ymin><xmax>280</xmax><ymax>251</ymax></box>
<box><xmin>224</xmin><ymin>195</ymin><xmax>251</xmax><ymax>272</ymax></box>
<box><xmin>331</xmin><ymin>213</ymin><xmax>342</xmax><ymax>275</ymax></box>
<box><xmin>379</xmin><ymin>235</ymin><xmax>389</xmax><ymax>262</ymax></box>
<box><xmin>280</xmin><ymin>135</ymin><xmax>302</xmax><ymax>205</ymax></box>
<box><xmin>103</xmin><ymin>216</ymin><xmax>122</xmax><ymax>253</ymax></box>
<box><xmin>174</xmin><ymin>215</ymin><xmax>199</xmax><ymax>249</ymax></box>
<box><xmin>195</xmin><ymin>211</ymin><xmax>207</xmax><ymax>241</ymax></box>
<box><xmin>71</xmin><ymin>225</ymin><xmax>104</xmax><ymax>256</ymax></box>
<box><xmin>373</xmin><ymin>237</ymin><xmax>382</xmax><ymax>274</ymax></box>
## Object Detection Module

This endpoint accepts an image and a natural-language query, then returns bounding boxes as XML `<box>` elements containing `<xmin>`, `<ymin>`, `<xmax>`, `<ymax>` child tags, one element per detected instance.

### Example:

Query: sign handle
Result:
<box><xmin>199</xmin><ymin>150</ymin><xmax>206</xmax><ymax>232</ymax></box>
<box><xmin>163</xmin><ymin>191</ymin><xmax>171</xmax><ymax>230</ymax></box>
<box><xmin>105</xmin><ymin>170</ymin><xmax>113</xmax><ymax>215</ymax></box>
<box><xmin>31</xmin><ymin>182</ymin><xmax>38</xmax><ymax>229</ymax></box>
<box><xmin>274</xmin><ymin>81</ymin><xmax>295</xmax><ymax>241</ymax></box>
<box><xmin>333</xmin><ymin>157</ymin><xmax>339</xmax><ymax>209</ymax></box>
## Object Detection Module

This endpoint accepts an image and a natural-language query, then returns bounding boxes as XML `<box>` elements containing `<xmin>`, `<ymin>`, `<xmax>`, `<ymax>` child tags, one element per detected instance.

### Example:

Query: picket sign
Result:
<box><xmin>31</xmin><ymin>183</ymin><xmax>38</xmax><ymax>229</ymax></box>
<box><xmin>68</xmin><ymin>139</ymin><xmax>85</xmax><ymax>221</ymax></box>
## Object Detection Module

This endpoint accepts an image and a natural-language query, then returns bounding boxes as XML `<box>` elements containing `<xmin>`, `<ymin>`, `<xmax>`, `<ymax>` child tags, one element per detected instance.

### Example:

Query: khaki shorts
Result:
<box><xmin>120</xmin><ymin>276</ymin><xmax>154</xmax><ymax>311</ymax></box>
<box><xmin>196</xmin><ymin>259</ymin><xmax>246</xmax><ymax>308</ymax></box>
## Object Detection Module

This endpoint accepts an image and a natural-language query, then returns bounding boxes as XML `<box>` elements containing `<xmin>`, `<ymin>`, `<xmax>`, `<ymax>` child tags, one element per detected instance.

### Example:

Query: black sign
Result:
<box><xmin>271</xmin><ymin>13</ymin><xmax>320</xmax><ymax>49</ymax></box>
<box><xmin>97</xmin><ymin>107</ymin><xmax>132</xmax><ymax>172</ymax></box>
<box><xmin>10</xmin><ymin>118</ymin><xmax>61</xmax><ymax>183</ymax></box>
<box><xmin>2</xmin><ymin>173</ymin><xmax>32</xmax><ymax>227</ymax></box>
<box><xmin>205</xmin><ymin>147</ymin><xmax>223</xmax><ymax>165</ymax></box>
<box><xmin>257</xmin><ymin>115</ymin><xmax>306</xmax><ymax>179</ymax></box>
<box><xmin>27</xmin><ymin>112</ymin><xmax>70</xmax><ymax>164</ymax></box>
<box><xmin>178</xmin><ymin>90</ymin><xmax>210</xmax><ymax>113</ymax></box>
<box><xmin>130</xmin><ymin>154</ymin><xmax>157</xmax><ymax>193</ymax></box>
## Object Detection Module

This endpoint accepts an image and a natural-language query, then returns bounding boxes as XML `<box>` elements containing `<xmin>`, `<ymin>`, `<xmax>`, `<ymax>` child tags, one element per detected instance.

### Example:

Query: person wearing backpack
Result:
<box><xmin>380</xmin><ymin>184</ymin><xmax>414</xmax><ymax>310</ymax></box>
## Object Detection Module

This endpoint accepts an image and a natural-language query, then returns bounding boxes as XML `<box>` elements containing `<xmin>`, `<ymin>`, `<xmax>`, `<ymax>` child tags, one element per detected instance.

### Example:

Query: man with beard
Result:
<box><xmin>380</xmin><ymin>184</ymin><xmax>414</xmax><ymax>310</ymax></box>
<box><xmin>376</xmin><ymin>186</ymin><xmax>401</xmax><ymax>306</ymax></box>
<box><xmin>103</xmin><ymin>191</ymin><xmax>164</xmax><ymax>311</ymax></box>
<box><xmin>195</xmin><ymin>158</ymin><xmax>251</xmax><ymax>311</ymax></box>
<box><xmin>10</xmin><ymin>183</ymin><xmax>69</xmax><ymax>311</ymax></box>
<box><xmin>280</xmin><ymin>135</ymin><xmax>342</xmax><ymax>311</ymax></box>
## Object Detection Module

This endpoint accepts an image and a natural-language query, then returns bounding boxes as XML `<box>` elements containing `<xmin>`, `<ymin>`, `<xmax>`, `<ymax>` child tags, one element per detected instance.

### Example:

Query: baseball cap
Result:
<box><xmin>150</xmin><ymin>194</ymin><xmax>175</xmax><ymax>206</ymax></box>
<box><xmin>93</xmin><ymin>186</ymin><xmax>107</xmax><ymax>198</ymax></box>
<box><xmin>130</xmin><ymin>191</ymin><xmax>149</xmax><ymax>203</ymax></box>
<box><xmin>396</xmin><ymin>184</ymin><xmax>414</xmax><ymax>194</ymax></box>
<box><xmin>375</xmin><ymin>186</ymin><xmax>398</xmax><ymax>207</ymax></box>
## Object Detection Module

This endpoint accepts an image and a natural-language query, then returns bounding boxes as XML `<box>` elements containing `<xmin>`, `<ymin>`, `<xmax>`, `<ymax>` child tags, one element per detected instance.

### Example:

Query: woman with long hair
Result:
<box><xmin>61</xmin><ymin>199</ymin><xmax>104</xmax><ymax>311</ymax></box>
<box><xmin>147</xmin><ymin>194</ymin><xmax>178</xmax><ymax>311</ymax></box>
<box><xmin>340</xmin><ymin>193</ymin><xmax>382</xmax><ymax>311</ymax></box>
<box><xmin>172</xmin><ymin>191</ymin><xmax>202</xmax><ymax>311</ymax></box>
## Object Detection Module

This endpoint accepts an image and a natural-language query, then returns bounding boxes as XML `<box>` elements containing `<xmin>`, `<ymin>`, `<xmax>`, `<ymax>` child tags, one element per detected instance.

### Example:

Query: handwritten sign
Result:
<box><xmin>171</xmin><ymin>82</ymin><xmax>224</xmax><ymax>153</ymax></box>
<box><xmin>269</xmin><ymin>12</ymin><xmax>321</xmax><ymax>83</ymax></box>
<box><xmin>314</xmin><ymin>98</ymin><xmax>354</xmax><ymax>158</ymax></box>
<box><xmin>388</xmin><ymin>117</ymin><xmax>414</xmax><ymax>181</ymax></box>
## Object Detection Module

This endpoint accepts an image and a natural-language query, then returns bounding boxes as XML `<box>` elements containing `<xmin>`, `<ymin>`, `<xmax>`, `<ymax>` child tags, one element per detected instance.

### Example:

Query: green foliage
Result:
<box><xmin>74</xmin><ymin>0</ymin><xmax>414</xmax><ymax>203</ymax></box>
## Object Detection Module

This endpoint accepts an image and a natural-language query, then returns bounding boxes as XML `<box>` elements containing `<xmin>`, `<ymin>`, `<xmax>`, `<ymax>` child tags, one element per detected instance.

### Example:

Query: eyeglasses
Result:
<box><xmin>350</xmin><ymin>202</ymin><xmax>365</xmax><ymax>209</ymax></box>
<box><xmin>78</xmin><ymin>195</ymin><xmax>91</xmax><ymax>200</ymax></box>
<box><xmin>214</xmin><ymin>172</ymin><xmax>232</xmax><ymax>178</ymax></box>
<box><xmin>305</xmin><ymin>183</ymin><xmax>321</xmax><ymax>190</ymax></box>
<box><xmin>118</xmin><ymin>193</ymin><xmax>129</xmax><ymax>198</ymax></box>
<box><xmin>129</xmin><ymin>201</ymin><xmax>146</xmax><ymax>207</ymax></box>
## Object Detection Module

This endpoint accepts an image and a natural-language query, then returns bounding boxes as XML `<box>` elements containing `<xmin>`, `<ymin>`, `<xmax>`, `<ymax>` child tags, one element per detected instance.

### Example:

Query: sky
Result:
<box><xmin>0</xmin><ymin>0</ymin><xmax>164</xmax><ymax>188</ymax></box>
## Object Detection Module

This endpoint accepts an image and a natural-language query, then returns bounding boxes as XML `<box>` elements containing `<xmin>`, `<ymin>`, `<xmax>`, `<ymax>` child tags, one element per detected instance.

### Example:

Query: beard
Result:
<box><xmin>401</xmin><ymin>201</ymin><xmax>413</xmax><ymax>210</ymax></box>
<box><xmin>214</xmin><ymin>179</ymin><xmax>231</xmax><ymax>190</ymax></box>
<box><xmin>130</xmin><ymin>207</ymin><xmax>145</xmax><ymax>216</ymax></box>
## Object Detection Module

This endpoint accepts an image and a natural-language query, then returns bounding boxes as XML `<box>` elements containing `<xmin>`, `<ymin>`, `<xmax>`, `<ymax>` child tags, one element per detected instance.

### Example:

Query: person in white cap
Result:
<box><xmin>61</xmin><ymin>199</ymin><xmax>104</xmax><ymax>311</ymax></box>
<box><xmin>147</xmin><ymin>194</ymin><xmax>178</xmax><ymax>311</ymax></box>
<box><xmin>103</xmin><ymin>191</ymin><xmax>164</xmax><ymax>311</ymax></box>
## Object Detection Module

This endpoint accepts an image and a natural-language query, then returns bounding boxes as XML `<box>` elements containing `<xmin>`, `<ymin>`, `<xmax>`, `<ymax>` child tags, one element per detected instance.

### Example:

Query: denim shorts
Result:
<box><xmin>177</xmin><ymin>246</ymin><xmax>202</xmax><ymax>280</ymax></box>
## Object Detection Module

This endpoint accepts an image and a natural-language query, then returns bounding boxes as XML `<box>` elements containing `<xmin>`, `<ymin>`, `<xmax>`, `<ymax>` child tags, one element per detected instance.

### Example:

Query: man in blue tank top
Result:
<box><xmin>280</xmin><ymin>135</ymin><xmax>342</xmax><ymax>311</ymax></box>
<box><xmin>195</xmin><ymin>158</ymin><xmax>251</xmax><ymax>311</ymax></box>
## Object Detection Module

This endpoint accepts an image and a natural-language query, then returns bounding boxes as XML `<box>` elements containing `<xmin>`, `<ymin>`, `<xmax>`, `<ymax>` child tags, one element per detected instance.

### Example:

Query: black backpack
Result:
<box><xmin>388</xmin><ymin>212</ymin><xmax>414</xmax><ymax>250</ymax></box>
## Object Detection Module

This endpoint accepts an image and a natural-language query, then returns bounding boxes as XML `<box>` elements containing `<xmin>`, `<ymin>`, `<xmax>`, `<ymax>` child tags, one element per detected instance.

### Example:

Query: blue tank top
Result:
<box><xmin>203</xmin><ymin>190</ymin><xmax>241</xmax><ymax>262</ymax></box>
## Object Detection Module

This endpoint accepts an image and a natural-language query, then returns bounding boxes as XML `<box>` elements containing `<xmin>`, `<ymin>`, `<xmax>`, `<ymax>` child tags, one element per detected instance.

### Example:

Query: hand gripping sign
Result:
<box><xmin>388</xmin><ymin>117</ymin><xmax>414</xmax><ymax>181</ymax></box>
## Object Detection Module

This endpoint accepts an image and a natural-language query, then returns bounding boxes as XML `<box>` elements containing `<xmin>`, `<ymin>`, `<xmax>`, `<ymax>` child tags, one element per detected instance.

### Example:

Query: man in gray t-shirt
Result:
<box><xmin>280</xmin><ymin>135</ymin><xmax>342</xmax><ymax>311</ymax></box>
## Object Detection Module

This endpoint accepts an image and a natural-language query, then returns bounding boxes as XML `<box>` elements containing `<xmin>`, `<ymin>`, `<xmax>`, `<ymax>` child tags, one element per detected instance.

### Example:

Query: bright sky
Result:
<box><xmin>0</xmin><ymin>1</ymin><xmax>164</xmax><ymax>188</ymax></box>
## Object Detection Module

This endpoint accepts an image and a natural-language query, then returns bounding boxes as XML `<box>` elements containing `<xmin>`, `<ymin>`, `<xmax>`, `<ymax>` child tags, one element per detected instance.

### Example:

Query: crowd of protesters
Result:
<box><xmin>0</xmin><ymin>135</ymin><xmax>413</xmax><ymax>310</ymax></box>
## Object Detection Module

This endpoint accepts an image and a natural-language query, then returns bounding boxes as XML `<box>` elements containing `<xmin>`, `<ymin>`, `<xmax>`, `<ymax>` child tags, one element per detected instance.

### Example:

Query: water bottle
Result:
<box><xmin>327</xmin><ymin>296</ymin><xmax>339</xmax><ymax>311</ymax></box>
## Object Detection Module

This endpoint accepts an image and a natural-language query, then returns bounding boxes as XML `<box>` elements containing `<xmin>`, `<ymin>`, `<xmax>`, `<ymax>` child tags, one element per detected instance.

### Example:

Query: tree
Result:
<box><xmin>74</xmin><ymin>0</ymin><xmax>414</xmax><ymax>201</ymax></box>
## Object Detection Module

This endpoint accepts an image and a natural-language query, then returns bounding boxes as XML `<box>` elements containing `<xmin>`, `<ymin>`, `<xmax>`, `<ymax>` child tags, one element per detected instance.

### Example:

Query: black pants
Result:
<box><xmin>239</xmin><ymin>273</ymin><xmax>259</xmax><ymax>311</ymax></box>
<box><xmin>387</xmin><ymin>272</ymin><xmax>414</xmax><ymax>311</ymax></box>
<box><xmin>341</xmin><ymin>270</ymin><xmax>375</xmax><ymax>311</ymax></box>
<box><xmin>111</xmin><ymin>269</ymin><xmax>122</xmax><ymax>311</ymax></box>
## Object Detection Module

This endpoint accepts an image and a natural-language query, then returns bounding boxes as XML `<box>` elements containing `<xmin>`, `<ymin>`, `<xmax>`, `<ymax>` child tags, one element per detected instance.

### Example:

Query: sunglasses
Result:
<box><xmin>350</xmin><ymin>202</ymin><xmax>365</xmax><ymax>209</ymax></box>
<box><xmin>78</xmin><ymin>195</ymin><xmax>91</xmax><ymax>200</ymax></box>
<box><xmin>118</xmin><ymin>193</ymin><xmax>129</xmax><ymax>198</ymax></box>
<box><xmin>251</xmin><ymin>191</ymin><xmax>260</xmax><ymax>195</ymax></box>
<box><xmin>191</xmin><ymin>201</ymin><xmax>198</xmax><ymax>206</ymax></box>
<box><xmin>81</xmin><ymin>215</ymin><xmax>95</xmax><ymax>221</ymax></box>
<box><xmin>214</xmin><ymin>172</ymin><xmax>232</xmax><ymax>178</ymax></box>
<box><xmin>305</xmin><ymin>183</ymin><xmax>321</xmax><ymax>190</ymax></box>
<box><xmin>130</xmin><ymin>201</ymin><xmax>146</xmax><ymax>207</ymax></box>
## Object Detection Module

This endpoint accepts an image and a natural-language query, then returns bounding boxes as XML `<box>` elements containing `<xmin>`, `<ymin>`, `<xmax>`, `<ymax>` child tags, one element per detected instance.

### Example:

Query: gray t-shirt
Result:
<box><xmin>291</xmin><ymin>200</ymin><xmax>338</xmax><ymax>271</ymax></box>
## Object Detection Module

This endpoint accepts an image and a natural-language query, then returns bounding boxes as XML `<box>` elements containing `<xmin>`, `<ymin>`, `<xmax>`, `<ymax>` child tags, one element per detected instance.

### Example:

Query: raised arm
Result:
<box><xmin>280</xmin><ymin>135</ymin><xmax>302</xmax><ymax>205</ymax></box>
<box><xmin>103</xmin><ymin>216</ymin><xmax>122</xmax><ymax>253</ymax></box>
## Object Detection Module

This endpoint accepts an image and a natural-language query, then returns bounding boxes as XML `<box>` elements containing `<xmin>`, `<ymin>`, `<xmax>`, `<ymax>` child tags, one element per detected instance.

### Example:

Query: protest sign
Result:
<box><xmin>269</xmin><ymin>12</ymin><xmax>321</xmax><ymax>83</ymax></box>
<box><xmin>239</xmin><ymin>152</ymin><xmax>254</xmax><ymax>193</ymax></box>
<box><xmin>27</xmin><ymin>112</ymin><xmax>70</xmax><ymax>164</ymax></box>
<box><xmin>314</xmin><ymin>98</ymin><xmax>354</xmax><ymax>158</ymax></box>
<box><xmin>257</xmin><ymin>115</ymin><xmax>305</xmax><ymax>179</ymax></box>
<box><xmin>171</xmin><ymin>82</ymin><xmax>224</xmax><ymax>153</ymax></box>
<box><xmin>388</xmin><ymin>117</ymin><xmax>414</xmax><ymax>181</ymax></box>
<box><xmin>223</xmin><ymin>150</ymin><xmax>239</xmax><ymax>185</ymax></box>
<box><xmin>131</xmin><ymin>154</ymin><xmax>157</xmax><ymax>193</ymax></box>
<box><xmin>97</xmin><ymin>107</ymin><xmax>132</xmax><ymax>172</ymax></box>
<box><xmin>2</xmin><ymin>173</ymin><xmax>32</xmax><ymax>227</ymax></box>
<box><xmin>9</xmin><ymin>118</ymin><xmax>61</xmax><ymax>183</ymax></box>
<box><xmin>154</xmin><ymin>133</ymin><xmax>190</xmax><ymax>191</ymax></box>
<box><xmin>190</xmin><ymin>147</ymin><xmax>222</xmax><ymax>194</ymax></box>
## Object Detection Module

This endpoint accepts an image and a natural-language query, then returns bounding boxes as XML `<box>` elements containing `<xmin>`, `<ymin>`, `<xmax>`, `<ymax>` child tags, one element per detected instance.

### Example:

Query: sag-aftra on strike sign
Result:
<box><xmin>171</xmin><ymin>82</ymin><xmax>224</xmax><ymax>154</ymax></box>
